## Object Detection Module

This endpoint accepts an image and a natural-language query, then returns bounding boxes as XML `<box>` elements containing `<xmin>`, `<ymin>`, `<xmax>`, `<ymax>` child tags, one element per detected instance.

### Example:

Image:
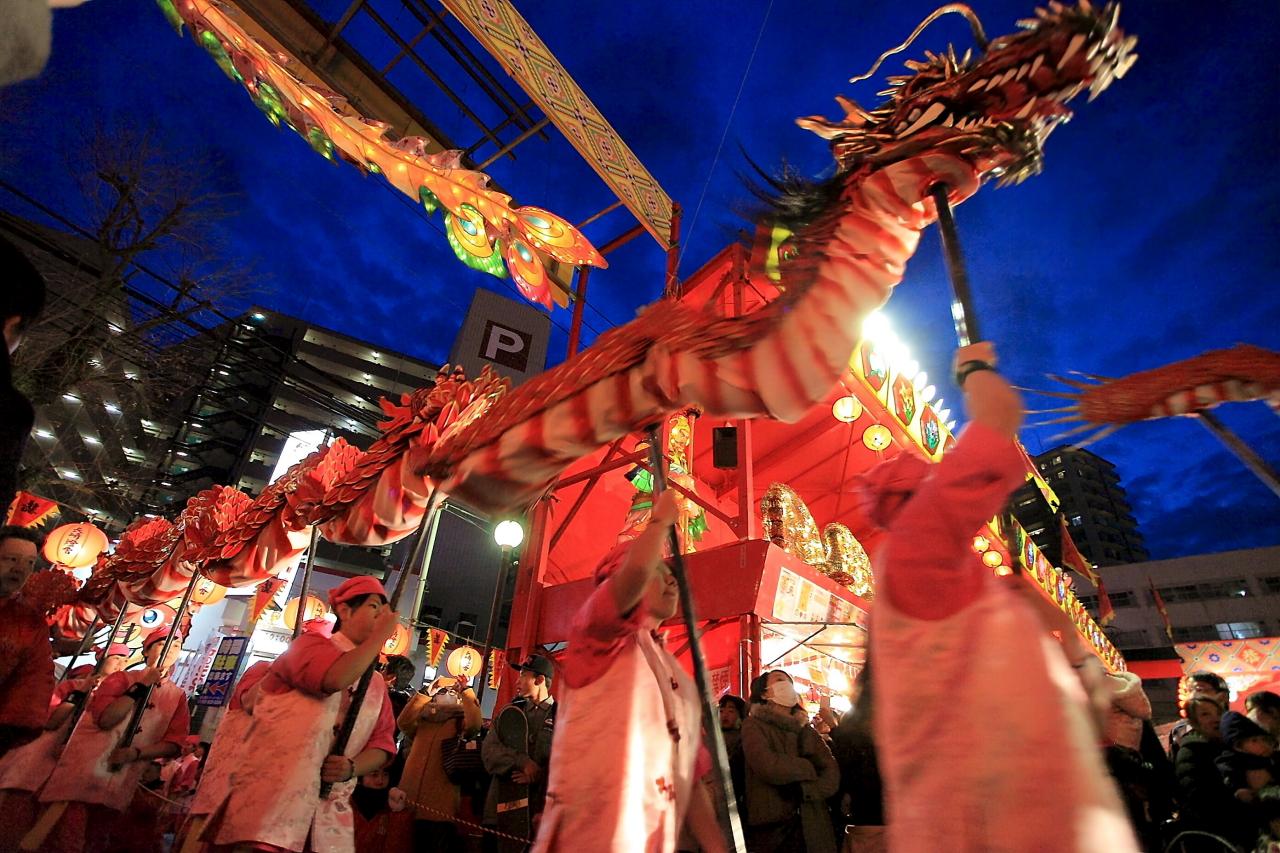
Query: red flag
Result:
<box><xmin>5</xmin><ymin>491</ymin><xmax>60</xmax><ymax>528</ymax></box>
<box><xmin>1149</xmin><ymin>577</ymin><xmax>1174</xmax><ymax>642</ymax></box>
<box><xmin>487</xmin><ymin>649</ymin><xmax>505</xmax><ymax>690</ymax></box>
<box><xmin>1059</xmin><ymin>515</ymin><xmax>1100</xmax><ymax>586</ymax></box>
<box><xmin>248</xmin><ymin>578</ymin><xmax>285</xmax><ymax>624</ymax></box>
<box><xmin>427</xmin><ymin>628</ymin><xmax>449</xmax><ymax>668</ymax></box>
<box><xmin>1097</xmin><ymin>575</ymin><xmax>1116</xmax><ymax>627</ymax></box>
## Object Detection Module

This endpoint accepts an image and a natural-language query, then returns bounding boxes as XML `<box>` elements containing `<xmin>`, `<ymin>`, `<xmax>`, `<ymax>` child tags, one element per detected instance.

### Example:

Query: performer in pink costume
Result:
<box><xmin>531</xmin><ymin>491</ymin><xmax>725</xmax><ymax>853</ymax></box>
<box><xmin>34</xmin><ymin>626</ymin><xmax>190</xmax><ymax>852</ymax></box>
<box><xmin>0</xmin><ymin>642</ymin><xmax>130</xmax><ymax>847</ymax></box>
<box><xmin>855</xmin><ymin>342</ymin><xmax>1138</xmax><ymax>853</ymax></box>
<box><xmin>205</xmin><ymin>575</ymin><xmax>399</xmax><ymax>853</ymax></box>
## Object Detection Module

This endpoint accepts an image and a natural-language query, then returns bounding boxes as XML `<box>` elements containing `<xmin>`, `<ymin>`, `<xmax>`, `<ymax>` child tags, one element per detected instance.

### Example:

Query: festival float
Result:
<box><xmin>43</xmin><ymin>2</ymin><xmax>1142</xmax><ymax>734</ymax></box>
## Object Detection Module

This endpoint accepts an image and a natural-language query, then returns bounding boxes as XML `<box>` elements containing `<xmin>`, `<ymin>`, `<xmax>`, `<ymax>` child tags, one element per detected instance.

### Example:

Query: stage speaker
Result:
<box><xmin>712</xmin><ymin>427</ymin><xmax>739</xmax><ymax>469</ymax></box>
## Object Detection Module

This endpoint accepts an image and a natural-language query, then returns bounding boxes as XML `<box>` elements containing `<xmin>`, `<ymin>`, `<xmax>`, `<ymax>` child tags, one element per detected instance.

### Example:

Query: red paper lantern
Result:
<box><xmin>283</xmin><ymin>595</ymin><xmax>328</xmax><ymax>630</ymax></box>
<box><xmin>42</xmin><ymin>523</ymin><xmax>109</xmax><ymax>569</ymax></box>
<box><xmin>446</xmin><ymin>645</ymin><xmax>483</xmax><ymax>679</ymax></box>
<box><xmin>382</xmin><ymin>623</ymin><xmax>410</xmax><ymax>657</ymax></box>
<box><xmin>191</xmin><ymin>577</ymin><xmax>227</xmax><ymax>605</ymax></box>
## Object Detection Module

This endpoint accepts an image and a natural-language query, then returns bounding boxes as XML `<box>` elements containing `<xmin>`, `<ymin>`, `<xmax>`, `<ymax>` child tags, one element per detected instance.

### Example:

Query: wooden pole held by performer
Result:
<box><xmin>55</xmin><ymin>612</ymin><xmax>101</xmax><ymax>686</ymax></box>
<box><xmin>1196</xmin><ymin>411</ymin><xmax>1280</xmax><ymax>498</ymax></box>
<box><xmin>318</xmin><ymin>490</ymin><xmax>440</xmax><ymax>798</ymax></box>
<box><xmin>60</xmin><ymin>606</ymin><xmax>131</xmax><ymax>746</ymax></box>
<box><xmin>929</xmin><ymin>184</ymin><xmax>980</xmax><ymax>347</ymax></box>
<box><xmin>644</xmin><ymin>425</ymin><xmax>747</xmax><ymax>853</ymax></box>
<box><xmin>292</xmin><ymin>524</ymin><xmax>323</xmax><ymax>641</ymax></box>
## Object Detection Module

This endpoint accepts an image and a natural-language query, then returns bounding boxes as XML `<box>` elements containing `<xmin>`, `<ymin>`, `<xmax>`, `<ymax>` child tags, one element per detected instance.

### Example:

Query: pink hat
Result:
<box><xmin>328</xmin><ymin>575</ymin><xmax>387</xmax><ymax>608</ymax></box>
<box><xmin>849</xmin><ymin>450</ymin><xmax>931</xmax><ymax>530</ymax></box>
<box><xmin>98</xmin><ymin>642</ymin><xmax>130</xmax><ymax>659</ymax></box>
<box><xmin>143</xmin><ymin>627</ymin><xmax>171</xmax><ymax>649</ymax></box>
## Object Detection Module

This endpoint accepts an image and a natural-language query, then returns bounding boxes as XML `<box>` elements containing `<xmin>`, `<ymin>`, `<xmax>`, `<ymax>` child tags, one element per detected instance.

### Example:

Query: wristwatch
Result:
<box><xmin>955</xmin><ymin>359</ymin><xmax>996</xmax><ymax>388</ymax></box>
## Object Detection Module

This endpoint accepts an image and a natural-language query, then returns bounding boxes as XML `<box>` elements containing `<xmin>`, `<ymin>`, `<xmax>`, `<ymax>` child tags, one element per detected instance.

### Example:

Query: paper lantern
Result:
<box><xmin>446</xmin><ymin>645</ymin><xmax>483</xmax><ymax>679</ymax></box>
<box><xmin>42</xmin><ymin>522</ymin><xmax>109</xmax><ymax>569</ymax></box>
<box><xmin>282</xmin><ymin>595</ymin><xmax>328</xmax><ymax>631</ymax></box>
<box><xmin>831</xmin><ymin>396</ymin><xmax>863</xmax><ymax>423</ymax></box>
<box><xmin>382</xmin><ymin>623</ymin><xmax>410</xmax><ymax>657</ymax></box>
<box><xmin>191</xmin><ymin>577</ymin><xmax>227</xmax><ymax>605</ymax></box>
<box><xmin>861</xmin><ymin>425</ymin><xmax>893</xmax><ymax>452</ymax></box>
<box><xmin>994</xmin><ymin>564</ymin><xmax>1014</xmax><ymax>577</ymax></box>
<box><xmin>982</xmin><ymin>550</ymin><xmax>1004</xmax><ymax>568</ymax></box>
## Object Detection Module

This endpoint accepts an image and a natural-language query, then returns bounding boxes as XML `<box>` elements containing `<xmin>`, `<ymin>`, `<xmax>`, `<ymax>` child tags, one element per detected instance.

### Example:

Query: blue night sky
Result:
<box><xmin>2</xmin><ymin>1</ymin><xmax>1276</xmax><ymax>560</ymax></box>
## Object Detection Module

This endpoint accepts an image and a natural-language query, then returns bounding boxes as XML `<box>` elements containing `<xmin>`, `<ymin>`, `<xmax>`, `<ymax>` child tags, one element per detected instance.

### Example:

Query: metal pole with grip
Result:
<box><xmin>644</xmin><ymin>425</ymin><xmax>747</xmax><ymax>853</ymax></box>
<box><xmin>55</xmin><ymin>613</ymin><xmax>101</xmax><ymax>686</ymax></box>
<box><xmin>292</xmin><ymin>524</ymin><xmax>323</xmax><ymax>641</ymax></box>
<box><xmin>1195</xmin><ymin>412</ymin><xmax>1280</xmax><ymax>498</ymax></box>
<box><xmin>318</xmin><ymin>490</ymin><xmax>440</xmax><ymax>798</ymax></box>
<box><xmin>59</xmin><ymin>606</ymin><xmax>131</xmax><ymax>747</ymax></box>
<box><xmin>929</xmin><ymin>183</ymin><xmax>981</xmax><ymax>347</ymax></box>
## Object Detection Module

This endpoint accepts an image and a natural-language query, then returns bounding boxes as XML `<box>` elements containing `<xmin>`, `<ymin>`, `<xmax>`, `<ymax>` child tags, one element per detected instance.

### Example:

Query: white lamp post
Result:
<box><xmin>478</xmin><ymin>520</ymin><xmax>524</xmax><ymax>700</ymax></box>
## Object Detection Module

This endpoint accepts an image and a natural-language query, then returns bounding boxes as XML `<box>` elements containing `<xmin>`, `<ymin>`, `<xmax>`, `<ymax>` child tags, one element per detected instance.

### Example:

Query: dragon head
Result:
<box><xmin>798</xmin><ymin>1</ymin><xmax>1137</xmax><ymax>186</ymax></box>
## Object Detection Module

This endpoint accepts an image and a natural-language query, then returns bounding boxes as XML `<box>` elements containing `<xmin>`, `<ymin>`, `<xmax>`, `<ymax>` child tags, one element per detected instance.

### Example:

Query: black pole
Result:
<box><xmin>1196</xmin><ymin>412</ymin><xmax>1280</xmax><ymax>498</ymax></box>
<box><xmin>292</xmin><ymin>524</ymin><xmax>323</xmax><ymax>641</ymax></box>
<box><xmin>476</xmin><ymin>542</ymin><xmax>513</xmax><ymax>703</ymax></box>
<box><xmin>318</xmin><ymin>491</ymin><xmax>439</xmax><ymax>798</ymax></box>
<box><xmin>59</xmin><ymin>605</ymin><xmax>130</xmax><ymax>746</ymax></box>
<box><xmin>644</xmin><ymin>425</ymin><xmax>747</xmax><ymax>853</ymax></box>
<box><xmin>929</xmin><ymin>184</ymin><xmax>980</xmax><ymax>347</ymax></box>
<box><xmin>55</xmin><ymin>612</ymin><xmax>101</xmax><ymax>686</ymax></box>
<box><xmin>114</xmin><ymin>569</ymin><xmax>201</xmax><ymax>762</ymax></box>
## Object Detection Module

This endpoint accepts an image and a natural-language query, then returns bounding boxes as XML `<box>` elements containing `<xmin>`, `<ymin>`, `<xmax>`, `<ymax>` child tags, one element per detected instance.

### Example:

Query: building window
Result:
<box><xmin>1057</xmin><ymin>471</ymin><xmax>1066</xmax><ymax>480</ymax></box>
<box><xmin>1109</xmin><ymin>590</ymin><xmax>1136</xmax><ymax>608</ymax></box>
<box><xmin>1108</xmin><ymin>629</ymin><xmax>1149</xmax><ymax>647</ymax></box>
<box><xmin>1070</xmin><ymin>515</ymin><xmax>1083</xmax><ymax>526</ymax></box>
<box><xmin>1052</xmin><ymin>455</ymin><xmax>1062</xmax><ymax>465</ymax></box>
<box><xmin>1172</xmin><ymin>625</ymin><xmax>1220</xmax><ymax>643</ymax></box>
<box><xmin>1156</xmin><ymin>579</ymin><xmax>1253</xmax><ymax>604</ymax></box>
<box><xmin>1262</xmin><ymin>576</ymin><xmax>1280</xmax><ymax>595</ymax></box>
<box><xmin>1217</xmin><ymin>622</ymin><xmax>1264</xmax><ymax>640</ymax></box>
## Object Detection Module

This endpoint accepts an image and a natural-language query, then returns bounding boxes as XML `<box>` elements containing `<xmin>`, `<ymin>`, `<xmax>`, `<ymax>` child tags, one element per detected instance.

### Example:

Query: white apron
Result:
<box><xmin>0</xmin><ymin>676</ymin><xmax>96</xmax><ymax>794</ymax></box>
<box><xmin>38</xmin><ymin>673</ymin><xmax>185</xmax><ymax>811</ymax></box>
<box><xmin>532</xmin><ymin>631</ymin><xmax>701</xmax><ymax>853</ymax></box>
<box><xmin>209</xmin><ymin>633</ymin><xmax>387</xmax><ymax>853</ymax></box>
<box><xmin>186</xmin><ymin>705</ymin><xmax>252</xmax><ymax>818</ymax></box>
<box><xmin>873</xmin><ymin>579</ymin><xmax>1139</xmax><ymax>853</ymax></box>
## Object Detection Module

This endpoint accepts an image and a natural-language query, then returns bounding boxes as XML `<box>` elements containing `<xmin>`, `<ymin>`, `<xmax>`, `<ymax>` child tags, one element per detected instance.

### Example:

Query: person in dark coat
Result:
<box><xmin>1174</xmin><ymin>695</ymin><xmax>1250</xmax><ymax>850</ymax></box>
<box><xmin>741</xmin><ymin>670</ymin><xmax>839</xmax><ymax>853</ymax></box>
<box><xmin>830</xmin><ymin>666</ymin><xmax>884</xmax><ymax>853</ymax></box>
<box><xmin>1169</xmin><ymin>672</ymin><xmax>1230</xmax><ymax>760</ymax></box>
<box><xmin>0</xmin><ymin>236</ymin><xmax>46</xmax><ymax>516</ymax></box>
<box><xmin>719</xmin><ymin>694</ymin><xmax>748</xmax><ymax>821</ymax></box>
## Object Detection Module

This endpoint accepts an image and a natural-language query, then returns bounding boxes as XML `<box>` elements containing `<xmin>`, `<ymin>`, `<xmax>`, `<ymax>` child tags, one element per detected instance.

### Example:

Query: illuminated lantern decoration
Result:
<box><xmin>859</xmin><ymin>345</ymin><xmax>888</xmax><ymax>392</ymax></box>
<box><xmin>283</xmin><ymin>595</ymin><xmax>328</xmax><ymax>631</ymax></box>
<box><xmin>919</xmin><ymin>406</ymin><xmax>942</xmax><ymax>454</ymax></box>
<box><xmin>42</xmin><ymin>523</ymin><xmax>109</xmax><ymax>569</ymax></box>
<box><xmin>191</xmin><ymin>577</ymin><xmax>227</xmax><ymax>606</ymax></box>
<box><xmin>972</xmin><ymin>536</ymin><xmax>990</xmax><ymax>553</ymax></box>
<box><xmin>382</xmin><ymin>623</ymin><xmax>410</xmax><ymax>657</ymax></box>
<box><xmin>140</xmin><ymin>603</ymin><xmax>177</xmax><ymax>631</ymax></box>
<box><xmin>444</xmin><ymin>205</ymin><xmax>506</xmax><ymax>278</ymax></box>
<box><xmin>504</xmin><ymin>237</ymin><xmax>556</xmax><ymax>308</ymax></box>
<box><xmin>831</xmin><ymin>396</ymin><xmax>863</xmax><ymax>423</ymax></box>
<box><xmin>982</xmin><ymin>550</ymin><xmax>1003</xmax><ymax>568</ymax></box>
<box><xmin>862</xmin><ymin>425</ymin><xmax>893</xmax><ymax>452</ymax></box>
<box><xmin>994</xmin><ymin>564</ymin><xmax>1014</xmax><ymax>577</ymax></box>
<box><xmin>446</xmin><ymin>645</ymin><xmax>483</xmax><ymax>679</ymax></box>
<box><xmin>891</xmin><ymin>375</ymin><xmax>917</xmax><ymax>426</ymax></box>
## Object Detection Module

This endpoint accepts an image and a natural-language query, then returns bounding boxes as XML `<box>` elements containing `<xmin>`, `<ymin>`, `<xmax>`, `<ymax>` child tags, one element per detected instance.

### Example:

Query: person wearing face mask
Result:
<box><xmin>740</xmin><ymin>670</ymin><xmax>839</xmax><ymax>853</ymax></box>
<box><xmin>204</xmin><ymin>575</ymin><xmax>401</xmax><ymax>853</ymax></box>
<box><xmin>397</xmin><ymin>673</ymin><xmax>482</xmax><ymax>851</ymax></box>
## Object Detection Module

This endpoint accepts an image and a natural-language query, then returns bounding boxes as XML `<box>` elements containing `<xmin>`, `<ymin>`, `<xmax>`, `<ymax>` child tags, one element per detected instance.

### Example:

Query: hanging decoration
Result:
<box><xmin>42</xmin><ymin>522</ymin><xmax>109</xmax><ymax>570</ymax></box>
<box><xmin>427</xmin><ymin>627</ymin><xmax>450</xmax><ymax>668</ymax></box>
<box><xmin>831</xmin><ymin>396</ymin><xmax>863</xmax><ymax>423</ymax></box>
<box><xmin>248</xmin><ymin>577</ymin><xmax>286</xmax><ymax>624</ymax></box>
<box><xmin>617</xmin><ymin>409</ymin><xmax>707</xmax><ymax>551</ymax></box>
<box><xmin>154</xmin><ymin>0</ymin><xmax>605</xmax><ymax>309</ymax></box>
<box><xmin>760</xmin><ymin>482</ymin><xmax>874</xmax><ymax>596</ymax></box>
<box><xmin>861</xmin><ymin>425</ymin><xmax>893</xmax><ymax>452</ymax></box>
<box><xmin>446</xmin><ymin>645</ymin><xmax>484</xmax><ymax>679</ymax></box>
<box><xmin>282</xmin><ymin>594</ymin><xmax>328</xmax><ymax>631</ymax></box>
<box><xmin>382</xmin><ymin>623</ymin><xmax>411</xmax><ymax>657</ymax></box>
<box><xmin>191</xmin><ymin>577</ymin><xmax>227</xmax><ymax>606</ymax></box>
<box><xmin>5</xmin><ymin>491</ymin><xmax>60</xmax><ymax>529</ymax></box>
<box><xmin>486</xmin><ymin>649</ymin><xmax>505</xmax><ymax>690</ymax></box>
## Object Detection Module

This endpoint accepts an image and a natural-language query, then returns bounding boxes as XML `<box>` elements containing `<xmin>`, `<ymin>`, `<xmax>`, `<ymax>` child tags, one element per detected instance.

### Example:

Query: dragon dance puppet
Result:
<box><xmin>62</xmin><ymin>1</ymin><xmax>1137</xmax><ymax>637</ymax></box>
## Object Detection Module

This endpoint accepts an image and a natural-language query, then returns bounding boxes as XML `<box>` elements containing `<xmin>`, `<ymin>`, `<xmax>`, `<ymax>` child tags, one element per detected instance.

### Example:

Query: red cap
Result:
<box><xmin>184</xmin><ymin>734</ymin><xmax>201</xmax><ymax>747</ymax></box>
<box><xmin>327</xmin><ymin>575</ymin><xmax>387</xmax><ymax>608</ymax></box>
<box><xmin>97</xmin><ymin>643</ymin><xmax>130</xmax><ymax>659</ymax></box>
<box><xmin>849</xmin><ymin>450</ymin><xmax>931</xmax><ymax>530</ymax></box>
<box><xmin>143</xmin><ymin>627</ymin><xmax>171</xmax><ymax>649</ymax></box>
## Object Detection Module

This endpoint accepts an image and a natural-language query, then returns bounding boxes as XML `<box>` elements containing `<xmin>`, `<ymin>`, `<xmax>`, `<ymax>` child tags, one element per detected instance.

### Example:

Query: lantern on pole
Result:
<box><xmin>831</xmin><ymin>396</ymin><xmax>863</xmax><ymax>423</ymax></box>
<box><xmin>282</xmin><ymin>594</ymin><xmax>328</xmax><ymax>631</ymax></box>
<box><xmin>42</xmin><ymin>522</ymin><xmax>109</xmax><ymax>569</ymax></box>
<box><xmin>446</xmin><ymin>645</ymin><xmax>483</xmax><ymax>679</ymax></box>
<box><xmin>382</xmin><ymin>623</ymin><xmax>410</xmax><ymax>657</ymax></box>
<box><xmin>191</xmin><ymin>577</ymin><xmax>227</xmax><ymax>605</ymax></box>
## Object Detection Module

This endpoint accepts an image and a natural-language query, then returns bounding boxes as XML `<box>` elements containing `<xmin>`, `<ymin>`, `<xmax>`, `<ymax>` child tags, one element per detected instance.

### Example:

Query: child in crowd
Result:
<box><xmin>1219</xmin><ymin>711</ymin><xmax>1277</xmax><ymax>802</ymax></box>
<box><xmin>353</xmin><ymin>760</ymin><xmax>412</xmax><ymax>853</ymax></box>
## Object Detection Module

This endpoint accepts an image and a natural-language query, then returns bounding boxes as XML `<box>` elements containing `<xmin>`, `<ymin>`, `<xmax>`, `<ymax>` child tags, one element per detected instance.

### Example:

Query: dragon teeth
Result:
<box><xmin>1016</xmin><ymin>64</ymin><xmax>1031</xmax><ymax>80</ymax></box>
<box><xmin>1015</xmin><ymin>100</ymin><xmax>1037</xmax><ymax>119</ymax></box>
<box><xmin>942</xmin><ymin>115</ymin><xmax>955</xmax><ymax>127</ymax></box>
<box><xmin>984</xmin><ymin>76</ymin><xmax>1001</xmax><ymax>91</ymax></box>
<box><xmin>1058</xmin><ymin>33</ymin><xmax>1086</xmax><ymax>69</ymax></box>
<box><xmin>968</xmin><ymin>78</ymin><xmax>989</xmax><ymax>93</ymax></box>
<box><xmin>1030</xmin><ymin>54</ymin><xmax>1045</xmax><ymax>77</ymax></box>
<box><xmin>897</xmin><ymin>101</ymin><xmax>946</xmax><ymax>137</ymax></box>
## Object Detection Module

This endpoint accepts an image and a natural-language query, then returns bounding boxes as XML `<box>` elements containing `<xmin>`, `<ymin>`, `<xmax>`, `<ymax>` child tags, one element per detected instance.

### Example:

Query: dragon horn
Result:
<box><xmin>1046</xmin><ymin>374</ymin><xmax>1097</xmax><ymax>390</ymax></box>
<box><xmin>1014</xmin><ymin>387</ymin><xmax>1079</xmax><ymax>399</ymax></box>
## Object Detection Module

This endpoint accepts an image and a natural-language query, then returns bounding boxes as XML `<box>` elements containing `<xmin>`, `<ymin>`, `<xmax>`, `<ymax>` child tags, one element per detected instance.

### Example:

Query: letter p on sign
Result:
<box><xmin>481</xmin><ymin>321</ymin><xmax>532</xmax><ymax>371</ymax></box>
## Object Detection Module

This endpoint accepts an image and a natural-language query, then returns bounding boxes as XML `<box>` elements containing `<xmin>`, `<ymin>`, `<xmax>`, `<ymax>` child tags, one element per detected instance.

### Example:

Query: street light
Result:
<box><xmin>478</xmin><ymin>520</ymin><xmax>524</xmax><ymax>700</ymax></box>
